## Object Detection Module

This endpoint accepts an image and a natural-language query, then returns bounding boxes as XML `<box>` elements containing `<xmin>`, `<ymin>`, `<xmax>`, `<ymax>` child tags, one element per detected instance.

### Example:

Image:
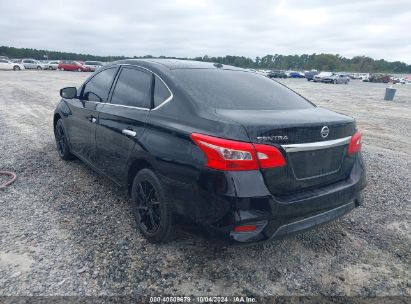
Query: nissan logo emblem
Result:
<box><xmin>321</xmin><ymin>126</ymin><xmax>329</xmax><ymax>138</ymax></box>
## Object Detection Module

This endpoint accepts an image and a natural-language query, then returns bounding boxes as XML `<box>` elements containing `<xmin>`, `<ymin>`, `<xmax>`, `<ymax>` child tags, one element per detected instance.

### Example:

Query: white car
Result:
<box><xmin>0</xmin><ymin>59</ymin><xmax>25</xmax><ymax>71</ymax></box>
<box><xmin>47</xmin><ymin>61</ymin><xmax>60</xmax><ymax>70</ymax></box>
<box><xmin>83</xmin><ymin>61</ymin><xmax>104</xmax><ymax>72</ymax></box>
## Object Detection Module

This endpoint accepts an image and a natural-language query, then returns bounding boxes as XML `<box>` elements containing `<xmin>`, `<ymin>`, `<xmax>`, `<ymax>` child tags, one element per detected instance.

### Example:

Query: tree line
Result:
<box><xmin>1</xmin><ymin>46</ymin><xmax>410</xmax><ymax>73</ymax></box>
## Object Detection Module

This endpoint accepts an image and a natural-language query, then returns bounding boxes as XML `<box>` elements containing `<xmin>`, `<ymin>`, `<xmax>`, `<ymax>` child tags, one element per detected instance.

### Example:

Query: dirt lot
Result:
<box><xmin>0</xmin><ymin>70</ymin><xmax>410</xmax><ymax>297</ymax></box>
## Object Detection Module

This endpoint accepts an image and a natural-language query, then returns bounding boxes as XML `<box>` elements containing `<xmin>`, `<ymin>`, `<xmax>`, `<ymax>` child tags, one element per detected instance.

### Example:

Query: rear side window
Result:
<box><xmin>173</xmin><ymin>69</ymin><xmax>314</xmax><ymax>110</ymax></box>
<box><xmin>111</xmin><ymin>67</ymin><xmax>152</xmax><ymax>108</ymax></box>
<box><xmin>154</xmin><ymin>76</ymin><xmax>171</xmax><ymax>107</ymax></box>
<box><xmin>82</xmin><ymin>67</ymin><xmax>118</xmax><ymax>102</ymax></box>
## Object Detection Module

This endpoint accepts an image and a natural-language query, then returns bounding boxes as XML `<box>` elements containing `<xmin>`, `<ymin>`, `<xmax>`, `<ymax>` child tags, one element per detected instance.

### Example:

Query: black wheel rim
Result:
<box><xmin>135</xmin><ymin>180</ymin><xmax>161</xmax><ymax>234</ymax></box>
<box><xmin>56</xmin><ymin>124</ymin><xmax>65</xmax><ymax>156</ymax></box>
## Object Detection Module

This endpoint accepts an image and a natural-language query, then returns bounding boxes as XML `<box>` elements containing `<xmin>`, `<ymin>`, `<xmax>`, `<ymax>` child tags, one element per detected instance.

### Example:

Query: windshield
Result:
<box><xmin>173</xmin><ymin>69</ymin><xmax>314</xmax><ymax>110</ymax></box>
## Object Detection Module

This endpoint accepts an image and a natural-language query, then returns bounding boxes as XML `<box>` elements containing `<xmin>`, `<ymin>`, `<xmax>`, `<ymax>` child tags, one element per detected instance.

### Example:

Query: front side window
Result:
<box><xmin>81</xmin><ymin>67</ymin><xmax>118</xmax><ymax>102</ymax></box>
<box><xmin>111</xmin><ymin>67</ymin><xmax>152</xmax><ymax>108</ymax></box>
<box><xmin>154</xmin><ymin>76</ymin><xmax>171</xmax><ymax>107</ymax></box>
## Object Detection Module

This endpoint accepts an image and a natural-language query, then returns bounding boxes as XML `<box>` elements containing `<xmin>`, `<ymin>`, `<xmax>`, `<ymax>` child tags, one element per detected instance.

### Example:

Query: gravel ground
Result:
<box><xmin>0</xmin><ymin>71</ymin><xmax>410</xmax><ymax>297</ymax></box>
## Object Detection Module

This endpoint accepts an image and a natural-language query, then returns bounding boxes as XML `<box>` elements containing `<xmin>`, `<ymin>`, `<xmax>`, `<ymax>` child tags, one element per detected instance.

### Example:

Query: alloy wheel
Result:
<box><xmin>135</xmin><ymin>180</ymin><xmax>161</xmax><ymax>234</ymax></box>
<box><xmin>55</xmin><ymin>124</ymin><xmax>66</xmax><ymax>156</ymax></box>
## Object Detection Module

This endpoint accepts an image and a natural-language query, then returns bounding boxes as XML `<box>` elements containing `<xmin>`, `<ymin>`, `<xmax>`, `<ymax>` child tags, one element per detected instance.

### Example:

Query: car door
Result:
<box><xmin>65</xmin><ymin>67</ymin><xmax>119</xmax><ymax>164</ymax></box>
<box><xmin>95</xmin><ymin>66</ymin><xmax>152</xmax><ymax>184</ymax></box>
<box><xmin>62</xmin><ymin>61</ymin><xmax>70</xmax><ymax>70</ymax></box>
<box><xmin>28</xmin><ymin>60</ymin><xmax>36</xmax><ymax>69</ymax></box>
<box><xmin>22</xmin><ymin>60</ymin><xmax>30</xmax><ymax>69</ymax></box>
<box><xmin>62</xmin><ymin>61</ymin><xmax>72</xmax><ymax>70</ymax></box>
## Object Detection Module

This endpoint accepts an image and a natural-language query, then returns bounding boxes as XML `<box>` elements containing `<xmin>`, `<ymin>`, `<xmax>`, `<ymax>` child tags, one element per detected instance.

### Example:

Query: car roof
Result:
<box><xmin>113</xmin><ymin>58</ymin><xmax>244</xmax><ymax>71</ymax></box>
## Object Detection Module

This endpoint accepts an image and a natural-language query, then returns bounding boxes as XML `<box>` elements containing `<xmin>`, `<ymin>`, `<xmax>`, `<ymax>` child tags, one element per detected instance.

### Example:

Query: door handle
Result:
<box><xmin>122</xmin><ymin>129</ymin><xmax>137</xmax><ymax>137</ymax></box>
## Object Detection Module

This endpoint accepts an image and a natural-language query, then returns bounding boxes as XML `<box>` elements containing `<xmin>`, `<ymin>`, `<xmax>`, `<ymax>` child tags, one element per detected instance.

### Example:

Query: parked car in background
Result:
<box><xmin>0</xmin><ymin>59</ymin><xmax>25</xmax><ymax>71</ymax></box>
<box><xmin>21</xmin><ymin>58</ymin><xmax>47</xmax><ymax>70</ymax></box>
<box><xmin>288</xmin><ymin>71</ymin><xmax>305</xmax><ymax>78</ymax></box>
<box><xmin>313</xmin><ymin>72</ymin><xmax>333</xmax><ymax>82</ymax></box>
<box><xmin>47</xmin><ymin>61</ymin><xmax>60</xmax><ymax>70</ymax></box>
<box><xmin>391</xmin><ymin>77</ymin><xmax>404</xmax><ymax>84</ymax></box>
<box><xmin>305</xmin><ymin>70</ymin><xmax>319</xmax><ymax>81</ymax></box>
<box><xmin>58</xmin><ymin>60</ymin><xmax>91</xmax><ymax>72</ymax></box>
<box><xmin>267</xmin><ymin>70</ymin><xmax>287</xmax><ymax>78</ymax></box>
<box><xmin>365</xmin><ymin>74</ymin><xmax>390</xmax><ymax>83</ymax></box>
<box><xmin>54</xmin><ymin>59</ymin><xmax>365</xmax><ymax>243</ymax></box>
<box><xmin>361</xmin><ymin>75</ymin><xmax>370</xmax><ymax>82</ymax></box>
<box><xmin>257</xmin><ymin>69</ymin><xmax>269</xmax><ymax>77</ymax></box>
<box><xmin>84</xmin><ymin>61</ymin><xmax>104</xmax><ymax>72</ymax></box>
<box><xmin>322</xmin><ymin>73</ymin><xmax>350</xmax><ymax>84</ymax></box>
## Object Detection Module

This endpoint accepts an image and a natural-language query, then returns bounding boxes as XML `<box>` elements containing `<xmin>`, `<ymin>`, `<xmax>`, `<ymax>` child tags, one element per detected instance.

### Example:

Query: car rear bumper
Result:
<box><xmin>269</xmin><ymin>201</ymin><xmax>355</xmax><ymax>238</ymax></box>
<box><xmin>228</xmin><ymin>195</ymin><xmax>362</xmax><ymax>243</ymax></box>
<box><xmin>161</xmin><ymin>153</ymin><xmax>366</xmax><ymax>243</ymax></box>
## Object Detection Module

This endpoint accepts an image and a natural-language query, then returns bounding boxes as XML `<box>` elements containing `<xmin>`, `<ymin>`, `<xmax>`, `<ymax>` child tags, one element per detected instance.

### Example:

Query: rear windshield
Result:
<box><xmin>173</xmin><ymin>69</ymin><xmax>314</xmax><ymax>110</ymax></box>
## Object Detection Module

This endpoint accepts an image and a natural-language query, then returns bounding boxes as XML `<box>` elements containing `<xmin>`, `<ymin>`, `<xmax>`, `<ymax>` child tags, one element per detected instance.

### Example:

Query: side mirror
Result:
<box><xmin>60</xmin><ymin>87</ymin><xmax>77</xmax><ymax>99</ymax></box>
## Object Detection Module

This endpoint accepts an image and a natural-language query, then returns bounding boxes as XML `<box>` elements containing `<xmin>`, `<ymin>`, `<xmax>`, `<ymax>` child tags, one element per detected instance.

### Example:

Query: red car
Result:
<box><xmin>58</xmin><ymin>60</ymin><xmax>91</xmax><ymax>72</ymax></box>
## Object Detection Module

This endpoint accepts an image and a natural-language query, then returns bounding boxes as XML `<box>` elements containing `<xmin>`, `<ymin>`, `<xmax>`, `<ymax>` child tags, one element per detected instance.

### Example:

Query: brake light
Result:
<box><xmin>348</xmin><ymin>131</ymin><xmax>362</xmax><ymax>155</ymax></box>
<box><xmin>191</xmin><ymin>133</ymin><xmax>286</xmax><ymax>171</ymax></box>
<box><xmin>234</xmin><ymin>225</ymin><xmax>257</xmax><ymax>232</ymax></box>
<box><xmin>254</xmin><ymin>143</ymin><xmax>286</xmax><ymax>168</ymax></box>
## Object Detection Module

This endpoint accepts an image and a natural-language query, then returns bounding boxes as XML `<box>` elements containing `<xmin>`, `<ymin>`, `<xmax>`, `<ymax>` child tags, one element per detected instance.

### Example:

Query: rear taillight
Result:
<box><xmin>348</xmin><ymin>131</ymin><xmax>362</xmax><ymax>155</ymax></box>
<box><xmin>234</xmin><ymin>225</ymin><xmax>257</xmax><ymax>232</ymax></box>
<box><xmin>191</xmin><ymin>133</ymin><xmax>286</xmax><ymax>171</ymax></box>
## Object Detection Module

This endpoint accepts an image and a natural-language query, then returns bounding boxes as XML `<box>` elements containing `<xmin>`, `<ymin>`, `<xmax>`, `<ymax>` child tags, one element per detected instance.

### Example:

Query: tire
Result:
<box><xmin>131</xmin><ymin>168</ymin><xmax>174</xmax><ymax>243</ymax></box>
<box><xmin>37</xmin><ymin>66</ymin><xmax>42</xmax><ymax>70</ymax></box>
<box><xmin>13</xmin><ymin>66</ymin><xmax>20</xmax><ymax>71</ymax></box>
<box><xmin>54</xmin><ymin>119</ymin><xmax>74</xmax><ymax>160</ymax></box>
<box><xmin>77</xmin><ymin>68</ymin><xmax>82</xmax><ymax>72</ymax></box>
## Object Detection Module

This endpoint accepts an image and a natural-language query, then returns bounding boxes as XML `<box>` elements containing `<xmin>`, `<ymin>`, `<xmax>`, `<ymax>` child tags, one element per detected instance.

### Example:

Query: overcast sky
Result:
<box><xmin>1</xmin><ymin>0</ymin><xmax>410</xmax><ymax>63</ymax></box>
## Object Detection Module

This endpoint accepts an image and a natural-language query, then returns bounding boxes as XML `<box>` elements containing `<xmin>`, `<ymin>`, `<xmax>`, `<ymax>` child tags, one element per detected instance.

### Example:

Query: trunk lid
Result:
<box><xmin>215</xmin><ymin>107</ymin><xmax>357</xmax><ymax>195</ymax></box>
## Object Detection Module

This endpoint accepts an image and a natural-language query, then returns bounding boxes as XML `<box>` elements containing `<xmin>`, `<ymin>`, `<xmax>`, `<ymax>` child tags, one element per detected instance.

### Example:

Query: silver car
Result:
<box><xmin>83</xmin><ymin>61</ymin><xmax>104</xmax><ymax>72</ymax></box>
<box><xmin>314</xmin><ymin>72</ymin><xmax>349</xmax><ymax>84</ymax></box>
<box><xmin>324</xmin><ymin>73</ymin><xmax>350</xmax><ymax>84</ymax></box>
<box><xmin>21</xmin><ymin>58</ymin><xmax>46</xmax><ymax>70</ymax></box>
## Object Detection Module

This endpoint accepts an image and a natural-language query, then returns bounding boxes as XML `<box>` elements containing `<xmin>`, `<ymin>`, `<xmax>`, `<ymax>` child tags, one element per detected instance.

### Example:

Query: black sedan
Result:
<box><xmin>54</xmin><ymin>59</ymin><xmax>366</xmax><ymax>243</ymax></box>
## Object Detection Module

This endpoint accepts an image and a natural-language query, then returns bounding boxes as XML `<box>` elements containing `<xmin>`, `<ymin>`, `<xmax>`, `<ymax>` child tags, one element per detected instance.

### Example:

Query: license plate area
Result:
<box><xmin>287</xmin><ymin>146</ymin><xmax>346</xmax><ymax>180</ymax></box>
